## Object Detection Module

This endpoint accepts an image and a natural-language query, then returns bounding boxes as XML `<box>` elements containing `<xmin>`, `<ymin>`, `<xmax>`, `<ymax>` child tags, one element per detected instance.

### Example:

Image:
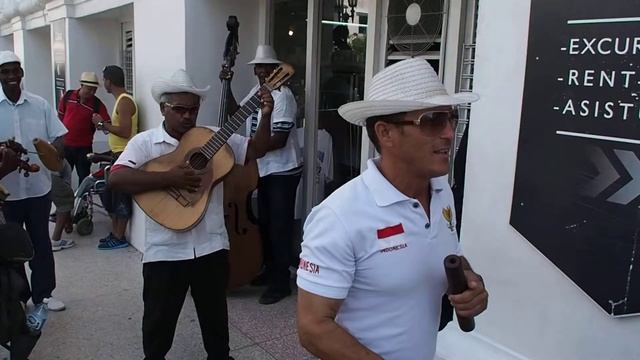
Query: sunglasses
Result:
<box><xmin>392</xmin><ymin>109</ymin><xmax>459</xmax><ymax>133</ymax></box>
<box><xmin>164</xmin><ymin>102</ymin><xmax>200</xmax><ymax>116</ymax></box>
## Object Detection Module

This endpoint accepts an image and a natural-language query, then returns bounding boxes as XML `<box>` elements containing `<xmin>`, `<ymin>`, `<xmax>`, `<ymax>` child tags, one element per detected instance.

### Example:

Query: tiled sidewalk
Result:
<box><xmin>4</xmin><ymin>211</ymin><xmax>315</xmax><ymax>360</ymax></box>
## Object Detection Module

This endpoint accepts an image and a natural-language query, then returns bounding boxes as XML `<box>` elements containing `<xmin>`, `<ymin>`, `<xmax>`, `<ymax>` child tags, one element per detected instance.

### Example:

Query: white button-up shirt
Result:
<box><xmin>113</xmin><ymin>125</ymin><xmax>248</xmax><ymax>263</ymax></box>
<box><xmin>0</xmin><ymin>89</ymin><xmax>67</xmax><ymax>201</ymax></box>
<box><xmin>241</xmin><ymin>85</ymin><xmax>302</xmax><ymax>176</ymax></box>
<box><xmin>297</xmin><ymin>158</ymin><xmax>461</xmax><ymax>360</ymax></box>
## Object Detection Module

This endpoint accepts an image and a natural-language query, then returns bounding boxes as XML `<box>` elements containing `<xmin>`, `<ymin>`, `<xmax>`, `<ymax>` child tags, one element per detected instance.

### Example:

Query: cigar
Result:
<box><xmin>444</xmin><ymin>254</ymin><xmax>475</xmax><ymax>332</ymax></box>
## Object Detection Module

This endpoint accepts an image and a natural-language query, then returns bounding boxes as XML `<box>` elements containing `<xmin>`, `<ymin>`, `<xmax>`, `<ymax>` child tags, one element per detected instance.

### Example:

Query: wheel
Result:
<box><xmin>76</xmin><ymin>217</ymin><xmax>94</xmax><ymax>236</ymax></box>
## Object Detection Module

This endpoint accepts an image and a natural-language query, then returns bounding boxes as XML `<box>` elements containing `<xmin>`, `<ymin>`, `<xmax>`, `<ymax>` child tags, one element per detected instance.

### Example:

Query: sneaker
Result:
<box><xmin>98</xmin><ymin>237</ymin><xmax>129</xmax><ymax>250</ymax></box>
<box><xmin>51</xmin><ymin>239</ymin><xmax>76</xmax><ymax>252</ymax></box>
<box><xmin>99</xmin><ymin>232</ymin><xmax>114</xmax><ymax>244</ymax></box>
<box><xmin>43</xmin><ymin>297</ymin><xmax>66</xmax><ymax>311</ymax></box>
<box><xmin>26</xmin><ymin>303</ymin><xmax>48</xmax><ymax>332</ymax></box>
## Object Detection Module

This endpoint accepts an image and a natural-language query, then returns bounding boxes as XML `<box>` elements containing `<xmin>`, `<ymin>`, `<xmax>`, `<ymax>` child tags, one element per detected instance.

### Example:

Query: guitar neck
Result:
<box><xmin>201</xmin><ymin>84</ymin><xmax>270</xmax><ymax>159</ymax></box>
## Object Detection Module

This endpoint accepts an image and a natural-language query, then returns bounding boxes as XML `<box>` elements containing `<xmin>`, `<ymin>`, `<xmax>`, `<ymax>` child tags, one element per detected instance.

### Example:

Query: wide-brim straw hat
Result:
<box><xmin>79</xmin><ymin>72</ymin><xmax>99</xmax><ymax>88</ymax></box>
<box><xmin>338</xmin><ymin>58</ymin><xmax>479</xmax><ymax>126</ymax></box>
<box><xmin>151</xmin><ymin>69</ymin><xmax>211</xmax><ymax>103</ymax></box>
<box><xmin>248</xmin><ymin>45</ymin><xmax>282</xmax><ymax>65</ymax></box>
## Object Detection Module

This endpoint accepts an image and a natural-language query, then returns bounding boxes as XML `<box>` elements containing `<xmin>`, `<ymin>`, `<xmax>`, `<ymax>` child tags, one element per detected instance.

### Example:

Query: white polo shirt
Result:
<box><xmin>113</xmin><ymin>124</ymin><xmax>248</xmax><ymax>263</ymax></box>
<box><xmin>0</xmin><ymin>90</ymin><xmax>67</xmax><ymax>201</ymax></box>
<box><xmin>297</xmin><ymin>158</ymin><xmax>461</xmax><ymax>360</ymax></box>
<box><xmin>241</xmin><ymin>85</ymin><xmax>302</xmax><ymax>177</ymax></box>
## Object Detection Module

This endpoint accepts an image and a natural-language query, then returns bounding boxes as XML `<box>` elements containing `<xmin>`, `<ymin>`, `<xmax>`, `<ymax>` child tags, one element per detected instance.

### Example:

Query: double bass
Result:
<box><xmin>218</xmin><ymin>16</ymin><xmax>263</xmax><ymax>289</ymax></box>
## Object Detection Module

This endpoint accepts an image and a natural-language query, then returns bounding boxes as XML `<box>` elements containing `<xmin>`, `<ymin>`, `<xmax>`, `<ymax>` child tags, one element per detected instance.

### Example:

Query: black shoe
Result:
<box><xmin>258</xmin><ymin>287</ymin><xmax>291</xmax><ymax>305</ymax></box>
<box><xmin>250</xmin><ymin>271</ymin><xmax>268</xmax><ymax>287</ymax></box>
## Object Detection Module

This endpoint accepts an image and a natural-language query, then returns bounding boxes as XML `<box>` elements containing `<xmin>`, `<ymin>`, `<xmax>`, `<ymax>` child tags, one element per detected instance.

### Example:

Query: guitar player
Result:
<box><xmin>107</xmin><ymin>69</ymin><xmax>274</xmax><ymax>360</ymax></box>
<box><xmin>222</xmin><ymin>45</ymin><xmax>303</xmax><ymax>305</ymax></box>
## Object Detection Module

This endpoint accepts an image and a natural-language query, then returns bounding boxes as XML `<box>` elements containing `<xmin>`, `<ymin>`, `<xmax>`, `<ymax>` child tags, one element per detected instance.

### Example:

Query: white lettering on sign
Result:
<box><xmin>568</xmin><ymin>37</ymin><xmax>640</xmax><ymax>55</ymax></box>
<box><xmin>566</xmin><ymin>70</ymin><xmax>636</xmax><ymax>88</ymax></box>
<box><xmin>561</xmin><ymin>100</ymin><xmax>637</xmax><ymax>120</ymax></box>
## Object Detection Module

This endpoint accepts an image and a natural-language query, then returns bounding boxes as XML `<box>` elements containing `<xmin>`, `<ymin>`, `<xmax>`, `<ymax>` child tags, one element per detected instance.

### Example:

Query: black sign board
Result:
<box><xmin>511</xmin><ymin>0</ymin><xmax>640</xmax><ymax>316</ymax></box>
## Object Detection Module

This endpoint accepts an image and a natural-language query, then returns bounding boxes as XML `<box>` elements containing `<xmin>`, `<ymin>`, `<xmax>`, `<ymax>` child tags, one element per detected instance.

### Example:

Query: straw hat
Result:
<box><xmin>150</xmin><ymin>69</ymin><xmax>211</xmax><ymax>103</ymax></box>
<box><xmin>0</xmin><ymin>51</ymin><xmax>21</xmax><ymax>66</ymax></box>
<box><xmin>248</xmin><ymin>45</ymin><xmax>282</xmax><ymax>65</ymax></box>
<box><xmin>338</xmin><ymin>58</ymin><xmax>479</xmax><ymax>126</ymax></box>
<box><xmin>79</xmin><ymin>72</ymin><xmax>99</xmax><ymax>88</ymax></box>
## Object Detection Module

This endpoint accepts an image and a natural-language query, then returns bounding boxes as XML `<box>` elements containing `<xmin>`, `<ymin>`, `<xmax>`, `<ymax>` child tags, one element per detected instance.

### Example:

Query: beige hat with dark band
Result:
<box><xmin>80</xmin><ymin>72</ymin><xmax>100</xmax><ymax>87</ymax></box>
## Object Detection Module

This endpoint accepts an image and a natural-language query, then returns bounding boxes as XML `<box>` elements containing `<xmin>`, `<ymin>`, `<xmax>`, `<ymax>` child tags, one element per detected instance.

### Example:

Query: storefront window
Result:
<box><xmin>314</xmin><ymin>0</ymin><xmax>370</xmax><ymax>204</ymax></box>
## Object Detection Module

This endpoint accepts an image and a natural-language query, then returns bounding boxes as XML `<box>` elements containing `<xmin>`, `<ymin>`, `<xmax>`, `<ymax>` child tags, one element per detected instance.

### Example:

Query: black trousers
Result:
<box><xmin>2</xmin><ymin>193</ymin><xmax>56</xmax><ymax>305</ymax></box>
<box><xmin>64</xmin><ymin>145</ymin><xmax>92</xmax><ymax>183</ymax></box>
<box><xmin>257</xmin><ymin>173</ymin><xmax>301</xmax><ymax>291</ymax></box>
<box><xmin>142</xmin><ymin>250</ymin><xmax>230</xmax><ymax>360</ymax></box>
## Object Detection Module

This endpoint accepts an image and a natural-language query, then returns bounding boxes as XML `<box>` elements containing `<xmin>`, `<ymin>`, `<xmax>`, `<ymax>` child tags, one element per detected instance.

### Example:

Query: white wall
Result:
<box><xmin>21</xmin><ymin>26</ymin><xmax>53</xmax><ymax>106</ymax></box>
<box><xmin>66</xmin><ymin>17</ymin><xmax>121</xmax><ymax>146</ymax></box>
<box><xmin>131</xmin><ymin>0</ymin><xmax>187</xmax><ymax>250</ymax></box>
<box><xmin>185</xmin><ymin>0</ymin><xmax>259</xmax><ymax>128</ymax></box>
<box><xmin>455</xmin><ymin>1</ymin><xmax>640</xmax><ymax>359</ymax></box>
<box><xmin>0</xmin><ymin>34</ymin><xmax>12</xmax><ymax>50</ymax></box>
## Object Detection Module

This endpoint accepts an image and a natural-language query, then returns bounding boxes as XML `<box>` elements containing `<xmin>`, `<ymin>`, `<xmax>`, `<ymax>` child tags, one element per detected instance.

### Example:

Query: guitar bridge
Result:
<box><xmin>167</xmin><ymin>187</ymin><xmax>192</xmax><ymax>207</ymax></box>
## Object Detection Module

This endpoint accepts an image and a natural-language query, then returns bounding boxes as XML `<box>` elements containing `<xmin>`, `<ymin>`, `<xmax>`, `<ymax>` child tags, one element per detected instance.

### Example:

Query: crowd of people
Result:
<box><xmin>0</xmin><ymin>45</ymin><xmax>488</xmax><ymax>360</ymax></box>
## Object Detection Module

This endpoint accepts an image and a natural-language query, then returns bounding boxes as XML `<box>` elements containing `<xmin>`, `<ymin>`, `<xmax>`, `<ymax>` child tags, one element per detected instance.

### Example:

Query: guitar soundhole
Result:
<box><xmin>188</xmin><ymin>152</ymin><xmax>209</xmax><ymax>170</ymax></box>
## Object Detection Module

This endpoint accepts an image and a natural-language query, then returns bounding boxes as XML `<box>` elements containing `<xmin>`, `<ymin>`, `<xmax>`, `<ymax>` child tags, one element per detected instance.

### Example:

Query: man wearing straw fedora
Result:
<box><xmin>57</xmin><ymin>71</ymin><xmax>111</xmax><ymax>183</ymax></box>
<box><xmin>296</xmin><ymin>58</ymin><xmax>488</xmax><ymax>359</ymax></box>
<box><xmin>108</xmin><ymin>69</ymin><xmax>274</xmax><ymax>360</ymax></box>
<box><xmin>222</xmin><ymin>44</ymin><xmax>303</xmax><ymax>305</ymax></box>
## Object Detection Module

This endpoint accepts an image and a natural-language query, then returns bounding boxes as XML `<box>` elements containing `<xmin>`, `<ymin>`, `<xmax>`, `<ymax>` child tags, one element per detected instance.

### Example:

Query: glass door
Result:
<box><xmin>313</xmin><ymin>0</ymin><xmax>371</xmax><ymax>204</ymax></box>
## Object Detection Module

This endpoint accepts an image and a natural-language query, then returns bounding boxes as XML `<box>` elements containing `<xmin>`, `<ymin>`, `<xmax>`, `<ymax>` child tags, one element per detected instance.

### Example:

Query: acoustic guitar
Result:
<box><xmin>134</xmin><ymin>63</ymin><xmax>295</xmax><ymax>231</ymax></box>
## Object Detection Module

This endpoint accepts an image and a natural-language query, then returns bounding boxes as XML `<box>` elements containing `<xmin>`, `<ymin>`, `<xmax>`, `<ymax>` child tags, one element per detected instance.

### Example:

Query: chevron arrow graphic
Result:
<box><xmin>607</xmin><ymin>150</ymin><xmax>640</xmax><ymax>205</ymax></box>
<box><xmin>584</xmin><ymin>147</ymin><xmax>619</xmax><ymax>198</ymax></box>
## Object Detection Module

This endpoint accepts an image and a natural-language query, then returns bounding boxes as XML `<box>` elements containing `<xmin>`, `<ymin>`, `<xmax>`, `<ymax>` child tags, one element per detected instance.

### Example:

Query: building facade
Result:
<box><xmin>1</xmin><ymin>0</ymin><xmax>638</xmax><ymax>358</ymax></box>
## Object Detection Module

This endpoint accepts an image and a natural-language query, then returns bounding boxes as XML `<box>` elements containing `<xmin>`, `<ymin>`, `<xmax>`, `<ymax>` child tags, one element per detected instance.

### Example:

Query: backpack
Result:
<box><xmin>0</xmin><ymin>223</ymin><xmax>34</xmax><ymax>346</ymax></box>
<box><xmin>61</xmin><ymin>90</ymin><xmax>104</xmax><ymax>115</ymax></box>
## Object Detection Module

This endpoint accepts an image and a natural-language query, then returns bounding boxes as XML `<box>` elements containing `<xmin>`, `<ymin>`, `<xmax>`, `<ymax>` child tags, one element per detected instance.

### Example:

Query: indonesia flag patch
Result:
<box><xmin>377</xmin><ymin>223</ymin><xmax>407</xmax><ymax>252</ymax></box>
<box><xmin>377</xmin><ymin>223</ymin><xmax>405</xmax><ymax>239</ymax></box>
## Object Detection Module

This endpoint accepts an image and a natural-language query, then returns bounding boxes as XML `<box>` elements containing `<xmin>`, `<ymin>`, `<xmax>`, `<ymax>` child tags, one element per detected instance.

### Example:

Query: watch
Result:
<box><xmin>97</xmin><ymin>121</ymin><xmax>104</xmax><ymax>130</ymax></box>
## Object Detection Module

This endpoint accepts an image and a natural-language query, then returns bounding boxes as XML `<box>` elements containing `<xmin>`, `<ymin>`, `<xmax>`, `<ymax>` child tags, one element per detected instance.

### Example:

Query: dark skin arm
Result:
<box><xmin>244</xmin><ymin>89</ymin><xmax>274</xmax><ymax>161</ymax></box>
<box><xmin>448</xmin><ymin>256</ymin><xmax>489</xmax><ymax>318</ymax></box>
<box><xmin>0</xmin><ymin>147</ymin><xmax>19</xmax><ymax>179</ymax></box>
<box><xmin>92</xmin><ymin>97</ymin><xmax>135</xmax><ymax>139</ymax></box>
<box><xmin>108</xmin><ymin>163</ymin><xmax>204</xmax><ymax>195</ymax></box>
<box><xmin>297</xmin><ymin>289</ymin><xmax>383</xmax><ymax>360</ymax></box>
<box><xmin>219</xmin><ymin>69</ymin><xmax>289</xmax><ymax>157</ymax></box>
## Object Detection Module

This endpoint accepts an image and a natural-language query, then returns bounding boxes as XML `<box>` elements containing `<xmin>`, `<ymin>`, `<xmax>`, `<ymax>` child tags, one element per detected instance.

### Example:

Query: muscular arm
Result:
<box><xmin>103</xmin><ymin>97</ymin><xmax>135</xmax><ymax>138</ymax></box>
<box><xmin>297</xmin><ymin>289</ymin><xmax>383</xmax><ymax>360</ymax></box>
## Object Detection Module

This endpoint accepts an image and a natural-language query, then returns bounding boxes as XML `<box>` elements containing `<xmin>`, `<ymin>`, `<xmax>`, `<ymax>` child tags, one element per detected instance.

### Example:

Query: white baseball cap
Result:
<box><xmin>0</xmin><ymin>51</ymin><xmax>21</xmax><ymax>67</ymax></box>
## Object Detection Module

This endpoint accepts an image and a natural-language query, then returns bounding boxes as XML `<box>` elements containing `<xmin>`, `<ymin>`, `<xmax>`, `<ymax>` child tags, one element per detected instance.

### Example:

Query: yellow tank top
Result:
<box><xmin>108</xmin><ymin>93</ymin><xmax>138</xmax><ymax>153</ymax></box>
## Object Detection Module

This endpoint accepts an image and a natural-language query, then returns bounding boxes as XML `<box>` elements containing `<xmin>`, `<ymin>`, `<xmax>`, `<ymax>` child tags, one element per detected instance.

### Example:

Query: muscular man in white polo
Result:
<box><xmin>296</xmin><ymin>58</ymin><xmax>489</xmax><ymax>360</ymax></box>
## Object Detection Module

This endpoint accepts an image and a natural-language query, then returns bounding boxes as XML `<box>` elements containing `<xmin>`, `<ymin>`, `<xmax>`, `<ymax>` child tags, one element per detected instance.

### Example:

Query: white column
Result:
<box><xmin>66</xmin><ymin>17</ymin><xmax>122</xmax><ymax>125</ymax></box>
<box><xmin>0</xmin><ymin>34</ymin><xmax>12</xmax><ymax>50</ymax></box>
<box><xmin>12</xmin><ymin>21</ymin><xmax>54</xmax><ymax>106</ymax></box>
